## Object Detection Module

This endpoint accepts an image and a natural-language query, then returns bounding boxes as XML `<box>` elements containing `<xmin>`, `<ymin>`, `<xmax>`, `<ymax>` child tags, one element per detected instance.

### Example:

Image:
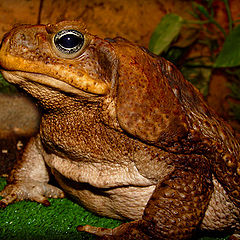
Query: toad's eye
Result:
<box><xmin>54</xmin><ymin>30</ymin><xmax>84</xmax><ymax>55</ymax></box>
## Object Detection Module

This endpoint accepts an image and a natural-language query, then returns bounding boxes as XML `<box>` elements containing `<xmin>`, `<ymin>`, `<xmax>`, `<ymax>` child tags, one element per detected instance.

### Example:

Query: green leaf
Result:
<box><xmin>214</xmin><ymin>24</ymin><xmax>240</xmax><ymax>67</ymax></box>
<box><xmin>193</xmin><ymin>3</ymin><xmax>211</xmax><ymax>19</ymax></box>
<box><xmin>149</xmin><ymin>14</ymin><xmax>183</xmax><ymax>55</ymax></box>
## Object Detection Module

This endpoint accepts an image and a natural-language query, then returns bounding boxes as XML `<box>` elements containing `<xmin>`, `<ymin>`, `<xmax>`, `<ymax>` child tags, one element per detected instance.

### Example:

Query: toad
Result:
<box><xmin>0</xmin><ymin>21</ymin><xmax>239</xmax><ymax>239</ymax></box>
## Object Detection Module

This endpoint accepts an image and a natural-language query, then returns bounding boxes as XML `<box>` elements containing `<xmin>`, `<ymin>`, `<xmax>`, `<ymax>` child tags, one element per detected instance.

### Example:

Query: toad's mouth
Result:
<box><xmin>1</xmin><ymin>70</ymin><xmax>97</xmax><ymax>96</ymax></box>
<box><xmin>0</xmin><ymin>53</ymin><xmax>109</xmax><ymax>95</ymax></box>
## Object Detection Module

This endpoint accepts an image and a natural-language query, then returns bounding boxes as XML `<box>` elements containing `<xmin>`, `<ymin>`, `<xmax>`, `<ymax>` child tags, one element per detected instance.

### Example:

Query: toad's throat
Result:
<box><xmin>0</xmin><ymin>53</ymin><xmax>109</xmax><ymax>95</ymax></box>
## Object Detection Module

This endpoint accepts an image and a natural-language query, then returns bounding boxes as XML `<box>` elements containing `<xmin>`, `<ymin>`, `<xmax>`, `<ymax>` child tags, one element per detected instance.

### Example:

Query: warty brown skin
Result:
<box><xmin>0</xmin><ymin>21</ymin><xmax>239</xmax><ymax>239</ymax></box>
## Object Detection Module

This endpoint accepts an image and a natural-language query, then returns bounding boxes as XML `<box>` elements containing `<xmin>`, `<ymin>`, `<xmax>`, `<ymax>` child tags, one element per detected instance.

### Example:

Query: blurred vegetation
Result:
<box><xmin>149</xmin><ymin>0</ymin><xmax>240</xmax><ymax>121</ymax></box>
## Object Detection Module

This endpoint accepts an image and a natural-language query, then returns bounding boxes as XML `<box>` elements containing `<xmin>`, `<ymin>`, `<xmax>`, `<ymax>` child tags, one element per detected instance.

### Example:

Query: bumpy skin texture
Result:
<box><xmin>0</xmin><ymin>21</ymin><xmax>239</xmax><ymax>239</ymax></box>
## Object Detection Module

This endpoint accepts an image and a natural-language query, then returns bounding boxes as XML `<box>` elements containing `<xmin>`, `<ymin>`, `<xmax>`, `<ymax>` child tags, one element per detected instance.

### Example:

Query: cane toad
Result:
<box><xmin>0</xmin><ymin>21</ymin><xmax>239</xmax><ymax>239</ymax></box>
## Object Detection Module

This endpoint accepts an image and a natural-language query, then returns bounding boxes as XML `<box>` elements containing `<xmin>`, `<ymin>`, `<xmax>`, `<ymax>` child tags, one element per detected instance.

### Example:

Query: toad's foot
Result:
<box><xmin>77</xmin><ymin>221</ymin><xmax>150</xmax><ymax>240</ymax></box>
<box><xmin>0</xmin><ymin>180</ymin><xmax>65</xmax><ymax>208</ymax></box>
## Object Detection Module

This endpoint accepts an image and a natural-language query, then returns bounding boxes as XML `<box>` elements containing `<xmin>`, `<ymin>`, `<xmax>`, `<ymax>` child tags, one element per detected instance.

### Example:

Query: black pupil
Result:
<box><xmin>57</xmin><ymin>33</ymin><xmax>82</xmax><ymax>49</ymax></box>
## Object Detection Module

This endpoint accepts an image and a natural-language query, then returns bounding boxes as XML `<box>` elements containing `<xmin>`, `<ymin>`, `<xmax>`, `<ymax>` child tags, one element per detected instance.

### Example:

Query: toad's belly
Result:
<box><xmin>54</xmin><ymin>169</ymin><xmax>156</xmax><ymax>220</ymax></box>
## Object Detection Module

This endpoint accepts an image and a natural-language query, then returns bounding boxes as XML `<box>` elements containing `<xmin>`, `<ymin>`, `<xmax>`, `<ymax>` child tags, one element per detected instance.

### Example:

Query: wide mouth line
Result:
<box><xmin>1</xmin><ymin>70</ymin><xmax>98</xmax><ymax>97</ymax></box>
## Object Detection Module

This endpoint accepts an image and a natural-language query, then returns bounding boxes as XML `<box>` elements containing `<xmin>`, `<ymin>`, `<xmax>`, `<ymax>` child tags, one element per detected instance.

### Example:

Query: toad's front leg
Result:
<box><xmin>78</xmin><ymin>165</ymin><xmax>213</xmax><ymax>239</ymax></box>
<box><xmin>0</xmin><ymin>135</ymin><xmax>65</xmax><ymax>207</ymax></box>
